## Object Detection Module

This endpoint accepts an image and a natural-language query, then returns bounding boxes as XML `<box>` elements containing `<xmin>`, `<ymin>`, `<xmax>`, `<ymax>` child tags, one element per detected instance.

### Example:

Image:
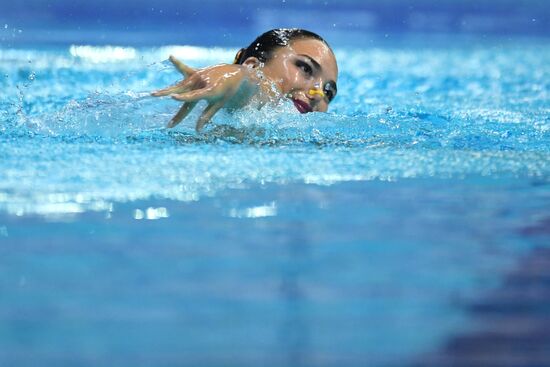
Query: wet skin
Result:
<box><xmin>255</xmin><ymin>38</ymin><xmax>338</xmax><ymax>114</ymax></box>
<box><xmin>152</xmin><ymin>38</ymin><xmax>338</xmax><ymax>131</ymax></box>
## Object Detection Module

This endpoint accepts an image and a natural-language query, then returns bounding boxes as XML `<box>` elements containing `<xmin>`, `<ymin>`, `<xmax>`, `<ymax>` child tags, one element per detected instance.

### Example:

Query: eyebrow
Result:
<box><xmin>298</xmin><ymin>54</ymin><xmax>322</xmax><ymax>71</ymax></box>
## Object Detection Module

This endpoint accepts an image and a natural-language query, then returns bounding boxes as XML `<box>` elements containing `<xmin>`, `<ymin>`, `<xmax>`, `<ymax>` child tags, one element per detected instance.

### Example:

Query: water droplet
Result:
<box><xmin>28</xmin><ymin>72</ymin><xmax>35</xmax><ymax>81</ymax></box>
<box><xmin>3</xmin><ymin>24</ymin><xmax>7</xmax><ymax>29</ymax></box>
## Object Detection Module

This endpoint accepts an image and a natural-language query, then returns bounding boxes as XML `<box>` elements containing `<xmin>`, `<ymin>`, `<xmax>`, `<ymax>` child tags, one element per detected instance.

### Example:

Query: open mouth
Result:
<box><xmin>291</xmin><ymin>98</ymin><xmax>313</xmax><ymax>114</ymax></box>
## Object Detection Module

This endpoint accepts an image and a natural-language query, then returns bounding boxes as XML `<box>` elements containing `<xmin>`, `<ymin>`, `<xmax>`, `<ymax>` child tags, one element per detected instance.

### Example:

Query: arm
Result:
<box><xmin>152</xmin><ymin>56</ymin><xmax>275</xmax><ymax>131</ymax></box>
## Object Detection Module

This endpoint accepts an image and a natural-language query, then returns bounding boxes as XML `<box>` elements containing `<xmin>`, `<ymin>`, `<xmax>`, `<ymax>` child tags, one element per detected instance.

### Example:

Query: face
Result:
<box><xmin>258</xmin><ymin>38</ymin><xmax>338</xmax><ymax>113</ymax></box>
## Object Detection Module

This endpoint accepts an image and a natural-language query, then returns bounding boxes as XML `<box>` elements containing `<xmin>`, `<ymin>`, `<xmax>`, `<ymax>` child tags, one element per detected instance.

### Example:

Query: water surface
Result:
<box><xmin>0</xmin><ymin>37</ymin><xmax>549</xmax><ymax>366</ymax></box>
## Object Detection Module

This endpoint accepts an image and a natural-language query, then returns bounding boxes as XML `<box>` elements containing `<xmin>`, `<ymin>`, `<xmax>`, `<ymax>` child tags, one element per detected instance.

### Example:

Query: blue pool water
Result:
<box><xmin>1</xmin><ymin>15</ymin><xmax>550</xmax><ymax>367</ymax></box>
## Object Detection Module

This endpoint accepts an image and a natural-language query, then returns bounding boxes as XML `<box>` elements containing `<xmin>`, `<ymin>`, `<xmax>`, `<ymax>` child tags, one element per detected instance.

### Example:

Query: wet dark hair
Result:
<box><xmin>233</xmin><ymin>28</ymin><xmax>330</xmax><ymax>65</ymax></box>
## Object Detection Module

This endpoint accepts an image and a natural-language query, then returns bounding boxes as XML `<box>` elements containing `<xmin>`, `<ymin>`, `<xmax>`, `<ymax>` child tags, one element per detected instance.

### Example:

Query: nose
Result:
<box><xmin>306</xmin><ymin>83</ymin><xmax>328</xmax><ymax>112</ymax></box>
<box><xmin>308</xmin><ymin>87</ymin><xmax>325</xmax><ymax>98</ymax></box>
<box><xmin>307</xmin><ymin>83</ymin><xmax>325</xmax><ymax>99</ymax></box>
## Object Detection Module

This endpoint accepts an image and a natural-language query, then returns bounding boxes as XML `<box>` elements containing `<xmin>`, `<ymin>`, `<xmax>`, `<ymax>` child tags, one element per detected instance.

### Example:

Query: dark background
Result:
<box><xmin>1</xmin><ymin>0</ymin><xmax>549</xmax><ymax>46</ymax></box>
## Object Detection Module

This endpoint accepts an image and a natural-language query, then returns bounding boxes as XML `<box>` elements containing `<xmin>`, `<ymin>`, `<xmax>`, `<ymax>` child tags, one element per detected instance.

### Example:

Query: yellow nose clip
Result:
<box><xmin>308</xmin><ymin>88</ymin><xmax>325</xmax><ymax>98</ymax></box>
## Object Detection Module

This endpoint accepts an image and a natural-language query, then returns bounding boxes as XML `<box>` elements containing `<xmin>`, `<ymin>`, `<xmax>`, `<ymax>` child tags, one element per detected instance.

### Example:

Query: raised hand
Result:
<box><xmin>152</xmin><ymin>55</ymin><xmax>257</xmax><ymax>131</ymax></box>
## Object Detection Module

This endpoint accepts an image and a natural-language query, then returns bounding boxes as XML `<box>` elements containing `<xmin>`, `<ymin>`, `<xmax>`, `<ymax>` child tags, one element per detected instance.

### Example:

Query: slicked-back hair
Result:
<box><xmin>233</xmin><ymin>28</ymin><xmax>330</xmax><ymax>65</ymax></box>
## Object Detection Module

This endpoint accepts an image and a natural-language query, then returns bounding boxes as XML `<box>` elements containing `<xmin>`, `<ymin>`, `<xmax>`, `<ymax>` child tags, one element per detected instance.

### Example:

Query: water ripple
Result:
<box><xmin>0</xmin><ymin>43</ymin><xmax>549</xmax><ymax>216</ymax></box>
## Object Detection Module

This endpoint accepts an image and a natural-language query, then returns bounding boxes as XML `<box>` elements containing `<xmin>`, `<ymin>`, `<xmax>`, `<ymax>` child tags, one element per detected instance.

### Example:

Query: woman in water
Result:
<box><xmin>152</xmin><ymin>28</ymin><xmax>338</xmax><ymax>131</ymax></box>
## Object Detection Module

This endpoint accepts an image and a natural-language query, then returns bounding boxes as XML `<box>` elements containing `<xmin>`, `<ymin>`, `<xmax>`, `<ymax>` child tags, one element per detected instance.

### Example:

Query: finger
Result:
<box><xmin>169</xmin><ymin>55</ymin><xmax>195</xmax><ymax>76</ymax></box>
<box><xmin>195</xmin><ymin>100</ymin><xmax>225</xmax><ymax>132</ymax></box>
<box><xmin>171</xmin><ymin>86</ymin><xmax>218</xmax><ymax>102</ymax></box>
<box><xmin>152</xmin><ymin>85</ymin><xmax>181</xmax><ymax>97</ymax></box>
<box><xmin>167</xmin><ymin>102</ymin><xmax>198</xmax><ymax>128</ymax></box>
<box><xmin>152</xmin><ymin>84</ymin><xmax>184</xmax><ymax>97</ymax></box>
<box><xmin>151</xmin><ymin>80</ymin><xmax>194</xmax><ymax>97</ymax></box>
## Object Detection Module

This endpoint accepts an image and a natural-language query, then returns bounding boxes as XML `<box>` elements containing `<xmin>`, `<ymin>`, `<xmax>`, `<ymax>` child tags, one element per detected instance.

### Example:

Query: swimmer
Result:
<box><xmin>152</xmin><ymin>28</ymin><xmax>338</xmax><ymax>131</ymax></box>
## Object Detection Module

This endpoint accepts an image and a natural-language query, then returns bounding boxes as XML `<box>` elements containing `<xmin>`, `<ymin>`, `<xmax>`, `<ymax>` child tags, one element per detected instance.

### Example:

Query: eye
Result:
<box><xmin>296</xmin><ymin>60</ymin><xmax>313</xmax><ymax>76</ymax></box>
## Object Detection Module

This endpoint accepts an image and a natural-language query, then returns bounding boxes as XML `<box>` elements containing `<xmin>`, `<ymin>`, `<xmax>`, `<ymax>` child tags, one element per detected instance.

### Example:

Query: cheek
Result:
<box><xmin>277</xmin><ymin>61</ymin><xmax>304</xmax><ymax>94</ymax></box>
<box><xmin>279</xmin><ymin>76</ymin><xmax>297</xmax><ymax>94</ymax></box>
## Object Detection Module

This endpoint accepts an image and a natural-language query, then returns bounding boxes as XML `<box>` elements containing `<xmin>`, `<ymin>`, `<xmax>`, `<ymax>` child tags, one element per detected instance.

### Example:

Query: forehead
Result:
<box><xmin>277</xmin><ymin>38</ymin><xmax>338</xmax><ymax>80</ymax></box>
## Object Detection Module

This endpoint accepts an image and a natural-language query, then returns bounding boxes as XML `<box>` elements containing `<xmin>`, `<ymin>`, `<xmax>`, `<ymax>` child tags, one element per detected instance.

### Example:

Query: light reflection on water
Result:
<box><xmin>1</xmin><ymin>106</ymin><xmax>549</xmax><ymax>217</ymax></box>
<box><xmin>0</xmin><ymin>41</ymin><xmax>549</xmax><ymax>365</ymax></box>
<box><xmin>1</xmin><ymin>179</ymin><xmax>548</xmax><ymax>366</ymax></box>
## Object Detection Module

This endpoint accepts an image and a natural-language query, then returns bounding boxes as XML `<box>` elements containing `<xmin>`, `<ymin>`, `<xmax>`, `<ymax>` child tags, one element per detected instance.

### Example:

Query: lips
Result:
<box><xmin>292</xmin><ymin>99</ymin><xmax>313</xmax><ymax>114</ymax></box>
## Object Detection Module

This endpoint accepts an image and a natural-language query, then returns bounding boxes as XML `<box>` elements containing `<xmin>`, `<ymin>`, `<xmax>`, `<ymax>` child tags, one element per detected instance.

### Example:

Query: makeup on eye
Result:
<box><xmin>294</xmin><ymin>55</ymin><xmax>337</xmax><ymax>103</ymax></box>
<box><xmin>153</xmin><ymin>29</ymin><xmax>339</xmax><ymax>128</ymax></box>
<box><xmin>295</xmin><ymin>59</ymin><xmax>314</xmax><ymax>76</ymax></box>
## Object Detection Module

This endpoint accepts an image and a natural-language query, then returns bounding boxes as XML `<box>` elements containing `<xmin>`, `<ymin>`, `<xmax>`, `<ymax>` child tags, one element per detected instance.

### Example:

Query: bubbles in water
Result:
<box><xmin>0</xmin><ymin>44</ymin><xmax>548</xmax><ymax>217</ymax></box>
<box><xmin>3</xmin><ymin>24</ymin><xmax>7</xmax><ymax>29</ymax></box>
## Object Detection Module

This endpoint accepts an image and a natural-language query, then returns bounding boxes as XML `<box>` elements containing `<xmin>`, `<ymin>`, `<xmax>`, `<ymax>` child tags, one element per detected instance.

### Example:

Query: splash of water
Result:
<box><xmin>0</xmin><ymin>45</ymin><xmax>549</xmax><ymax>216</ymax></box>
